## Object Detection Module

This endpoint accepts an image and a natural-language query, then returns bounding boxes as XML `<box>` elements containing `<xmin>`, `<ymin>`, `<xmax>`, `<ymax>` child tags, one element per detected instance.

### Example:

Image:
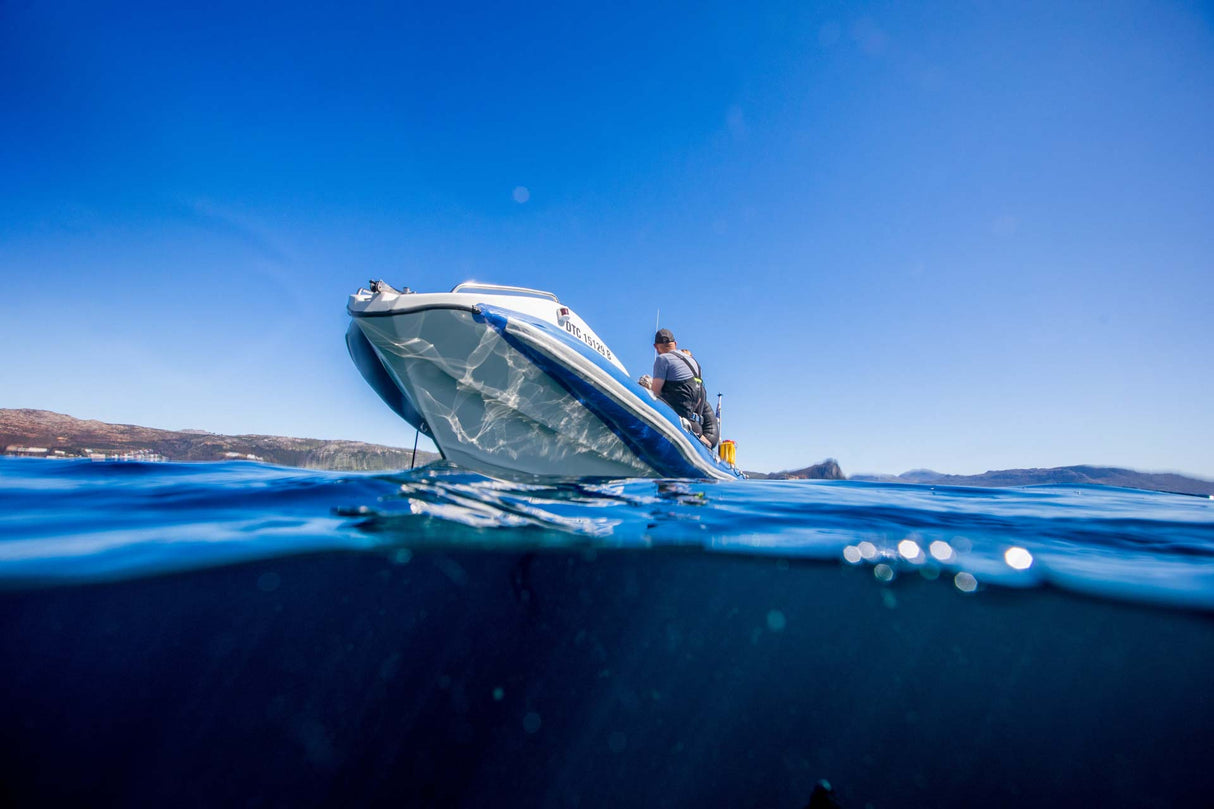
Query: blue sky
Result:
<box><xmin>3</xmin><ymin>0</ymin><xmax>1212</xmax><ymax>478</ymax></box>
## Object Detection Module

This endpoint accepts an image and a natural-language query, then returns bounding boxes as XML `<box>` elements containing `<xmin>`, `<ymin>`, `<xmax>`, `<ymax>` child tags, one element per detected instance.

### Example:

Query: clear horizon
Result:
<box><xmin>3</xmin><ymin>1</ymin><xmax>1212</xmax><ymax>478</ymax></box>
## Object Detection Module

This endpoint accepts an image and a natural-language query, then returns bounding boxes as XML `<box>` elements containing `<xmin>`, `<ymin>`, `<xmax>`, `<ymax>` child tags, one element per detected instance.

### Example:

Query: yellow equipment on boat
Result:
<box><xmin>718</xmin><ymin>439</ymin><xmax>736</xmax><ymax>466</ymax></box>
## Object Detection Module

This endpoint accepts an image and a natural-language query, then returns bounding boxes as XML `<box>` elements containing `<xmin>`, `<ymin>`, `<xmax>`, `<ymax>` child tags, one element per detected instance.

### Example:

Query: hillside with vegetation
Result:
<box><xmin>1</xmin><ymin>409</ymin><xmax>435</xmax><ymax>471</ymax></box>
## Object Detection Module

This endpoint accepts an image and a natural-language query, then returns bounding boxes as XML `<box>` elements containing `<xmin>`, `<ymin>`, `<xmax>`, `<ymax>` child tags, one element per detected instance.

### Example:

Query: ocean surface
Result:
<box><xmin>2</xmin><ymin>456</ymin><xmax>1213</xmax><ymax>807</ymax></box>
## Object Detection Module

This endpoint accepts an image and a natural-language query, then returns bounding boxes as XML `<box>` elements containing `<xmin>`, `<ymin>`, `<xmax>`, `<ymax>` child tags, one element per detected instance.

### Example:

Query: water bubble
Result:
<box><xmin>766</xmin><ymin>610</ymin><xmax>787</xmax><ymax>632</ymax></box>
<box><xmin>523</xmin><ymin>712</ymin><xmax>542</xmax><ymax>733</ymax></box>
<box><xmin>954</xmin><ymin>572</ymin><xmax>978</xmax><ymax>593</ymax></box>
<box><xmin>873</xmin><ymin>563</ymin><xmax>895</xmax><ymax>583</ymax></box>
<box><xmin>513</xmin><ymin>186</ymin><xmax>531</xmax><ymax>203</ymax></box>
<box><xmin>1004</xmin><ymin>546</ymin><xmax>1033</xmax><ymax>570</ymax></box>
<box><xmin>897</xmin><ymin>539</ymin><xmax>923</xmax><ymax>562</ymax></box>
<box><xmin>857</xmin><ymin>541</ymin><xmax>878</xmax><ymax>560</ymax></box>
<box><xmin>842</xmin><ymin>545</ymin><xmax>862</xmax><ymax>564</ymax></box>
<box><xmin>392</xmin><ymin>548</ymin><xmax>413</xmax><ymax>565</ymax></box>
<box><xmin>492</xmin><ymin>687</ymin><xmax>504</xmax><ymax>701</ymax></box>
<box><xmin>929</xmin><ymin>540</ymin><xmax>954</xmax><ymax>562</ymax></box>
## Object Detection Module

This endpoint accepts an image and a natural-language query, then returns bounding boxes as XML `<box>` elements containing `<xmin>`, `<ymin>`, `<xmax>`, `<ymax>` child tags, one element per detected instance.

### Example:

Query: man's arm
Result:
<box><xmin>650</xmin><ymin>354</ymin><xmax>667</xmax><ymax>398</ymax></box>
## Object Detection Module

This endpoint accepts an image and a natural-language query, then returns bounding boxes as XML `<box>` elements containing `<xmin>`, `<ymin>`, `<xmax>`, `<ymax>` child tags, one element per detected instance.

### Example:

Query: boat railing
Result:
<box><xmin>451</xmin><ymin>282</ymin><xmax>560</xmax><ymax>302</ymax></box>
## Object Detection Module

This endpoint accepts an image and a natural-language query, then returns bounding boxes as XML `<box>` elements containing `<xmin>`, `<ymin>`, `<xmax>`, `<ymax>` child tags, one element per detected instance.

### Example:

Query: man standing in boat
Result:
<box><xmin>641</xmin><ymin>328</ymin><xmax>719</xmax><ymax>448</ymax></box>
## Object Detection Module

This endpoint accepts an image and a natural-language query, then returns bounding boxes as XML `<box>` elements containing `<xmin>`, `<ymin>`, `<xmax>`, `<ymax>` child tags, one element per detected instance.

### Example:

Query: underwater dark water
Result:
<box><xmin>1</xmin><ymin>458</ymin><xmax>1212</xmax><ymax>807</ymax></box>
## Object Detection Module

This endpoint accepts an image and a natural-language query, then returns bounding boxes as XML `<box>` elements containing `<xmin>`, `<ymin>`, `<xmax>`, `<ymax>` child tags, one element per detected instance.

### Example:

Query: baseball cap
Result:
<box><xmin>654</xmin><ymin>328</ymin><xmax>675</xmax><ymax>344</ymax></box>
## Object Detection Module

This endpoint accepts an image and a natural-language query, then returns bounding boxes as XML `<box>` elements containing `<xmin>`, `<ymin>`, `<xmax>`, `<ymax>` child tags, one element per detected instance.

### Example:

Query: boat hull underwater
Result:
<box><xmin>347</xmin><ymin>283</ymin><xmax>743</xmax><ymax>479</ymax></box>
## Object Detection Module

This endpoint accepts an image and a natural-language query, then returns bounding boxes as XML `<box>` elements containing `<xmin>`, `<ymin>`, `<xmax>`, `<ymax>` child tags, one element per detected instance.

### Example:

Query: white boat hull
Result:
<box><xmin>347</xmin><ymin>284</ymin><xmax>742</xmax><ymax>480</ymax></box>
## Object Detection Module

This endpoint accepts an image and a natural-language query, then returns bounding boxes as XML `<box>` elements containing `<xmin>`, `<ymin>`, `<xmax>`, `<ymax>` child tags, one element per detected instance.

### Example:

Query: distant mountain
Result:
<box><xmin>891</xmin><ymin>469</ymin><xmax>944</xmax><ymax>484</ymax></box>
<box><xmin>850</xmin><ymin>465</ymin><xmax>1214</xmax><ymax>496</ymax></box>
<box><xmin>746</xmin><ymin>458</ymin><xmax>846</xmax><ymax>481</ymax></box>
<box><xmin>1</xmin><ymin>409</ymin><xmax>436</xmax><ymax>472</ymax></box>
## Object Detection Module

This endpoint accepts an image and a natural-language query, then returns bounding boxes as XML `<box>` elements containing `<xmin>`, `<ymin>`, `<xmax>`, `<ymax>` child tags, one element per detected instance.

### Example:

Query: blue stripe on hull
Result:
<box><xmin>474</xmin><ymin>305</ymin><xmax>739</xmax><ymax>480</ymax></box>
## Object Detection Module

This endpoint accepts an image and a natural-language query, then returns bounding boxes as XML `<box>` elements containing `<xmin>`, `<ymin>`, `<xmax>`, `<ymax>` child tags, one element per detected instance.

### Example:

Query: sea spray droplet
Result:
<box><xmin>523</xmin><ymin>712</ymin><xmax>542</xmax><ymax>734</ymax></box>
<box><xmin>766</xmin><ymin>610</ymin><xmax>786</xmax><ymax>632</ymax></box>
<box><xmin>954</xmin><ymin>572</ymin><xmax>978</xmax><ymax>593</ymax></box>
<box><xmin>897</xmin><ymin>539</ymin><xmax>923</xmax><ymax>563</ymax></box>
<box><xmin>874</xmin><ymin>563</ymin><xmax>895</xmax><ymax>583</ymax></box>
<box><xmin>1004</xmin><ymin>546</ymin><xmax>1033</xmax><ymax>570</ymax></box>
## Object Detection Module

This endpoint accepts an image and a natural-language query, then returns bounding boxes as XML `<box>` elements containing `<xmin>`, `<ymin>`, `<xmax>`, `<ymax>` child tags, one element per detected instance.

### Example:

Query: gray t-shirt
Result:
<box><xmin>653</xmin><ymin>351</ymin><xmax>696</xmax><ymax>382</ymax></box>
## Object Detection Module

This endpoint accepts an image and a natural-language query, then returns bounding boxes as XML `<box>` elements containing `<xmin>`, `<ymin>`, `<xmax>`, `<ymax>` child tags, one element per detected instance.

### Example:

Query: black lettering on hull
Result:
<box><xmin>564</xmin><ymin>320</ymin><xmax>615</xmax><ymax>363</ymax></box>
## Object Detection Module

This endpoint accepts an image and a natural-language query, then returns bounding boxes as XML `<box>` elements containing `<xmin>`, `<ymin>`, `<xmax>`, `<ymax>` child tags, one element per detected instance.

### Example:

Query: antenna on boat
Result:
<box><xmin>715</xmin><ymin>393</ymin><xmax>737</xmax><ymax>467</ymax></box>
<box><xmin>716</xmin><ymin>393</ymin><xmax>722</xmax><ymax>436</ymax></box>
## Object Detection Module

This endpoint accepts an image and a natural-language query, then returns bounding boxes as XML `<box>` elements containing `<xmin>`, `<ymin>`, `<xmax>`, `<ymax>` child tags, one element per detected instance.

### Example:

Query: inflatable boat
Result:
<box><xmin>346</xmin><ymin>281</ymin><xmax>744</xmax><ymax>480</ymax></box>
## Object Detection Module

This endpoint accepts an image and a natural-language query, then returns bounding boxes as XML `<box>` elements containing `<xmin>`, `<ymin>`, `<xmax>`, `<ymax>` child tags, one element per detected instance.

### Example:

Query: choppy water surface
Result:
<box><xmin>2</xmin><ymin>457</ymin><xmax>1212</xmax><ymax>609</ymax></box>
<box><xmin>2</xmin><ymin>457</ymin><xmax>1213</xmax><ymax>808</ymax></box>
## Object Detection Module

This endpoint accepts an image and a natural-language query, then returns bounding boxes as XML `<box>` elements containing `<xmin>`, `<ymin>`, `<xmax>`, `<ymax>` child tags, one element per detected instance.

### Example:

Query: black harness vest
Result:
<box><xmin>659</xmin><ymin>353</ymin><xmax>706</xmax><ymax>422</ymax></box>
